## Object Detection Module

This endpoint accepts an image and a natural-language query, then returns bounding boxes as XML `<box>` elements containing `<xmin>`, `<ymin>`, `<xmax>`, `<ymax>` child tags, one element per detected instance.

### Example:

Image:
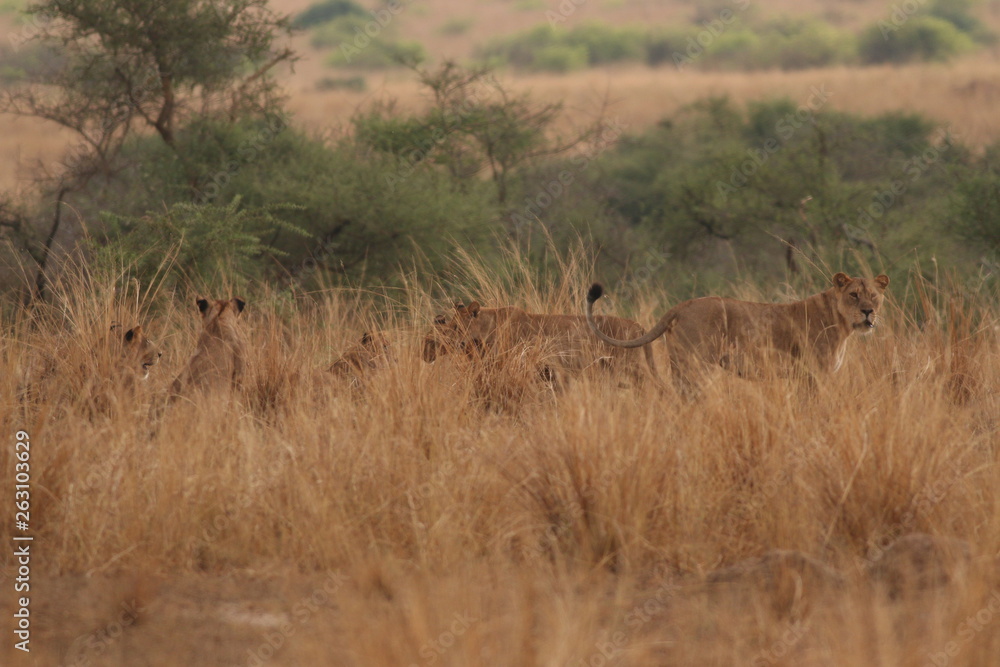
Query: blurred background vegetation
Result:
<box><xmin>0</xmin><ymin>0</ymin><xmax>999</xmax><ymax>305</ymax></box>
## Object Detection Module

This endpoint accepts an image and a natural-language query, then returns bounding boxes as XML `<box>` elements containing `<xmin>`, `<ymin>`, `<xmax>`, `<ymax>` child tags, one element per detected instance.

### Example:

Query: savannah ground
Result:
<box><xmin>2</xmin><ymin>0</ymin><xmax>1000</xmax><ymax>664</ymax></box>
<box><xmin>0</xmin><ymin>250</ymin><xmax>999</xmax><ymax>666</ymax></box>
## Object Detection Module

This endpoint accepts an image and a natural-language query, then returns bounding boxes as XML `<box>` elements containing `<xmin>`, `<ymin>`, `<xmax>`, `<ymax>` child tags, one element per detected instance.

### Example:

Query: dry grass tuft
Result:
<box><xmin>2</xmin><ymin>248</ymin><xmax>999</xmax><ymax>665</ymax></box>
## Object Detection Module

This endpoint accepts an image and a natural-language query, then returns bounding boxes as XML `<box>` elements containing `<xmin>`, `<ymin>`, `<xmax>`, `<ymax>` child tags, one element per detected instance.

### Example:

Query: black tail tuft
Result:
<box><xmin>586</xmin><ymin>283</ymin><xmax>604</xmax><ymax>304</ymax></box>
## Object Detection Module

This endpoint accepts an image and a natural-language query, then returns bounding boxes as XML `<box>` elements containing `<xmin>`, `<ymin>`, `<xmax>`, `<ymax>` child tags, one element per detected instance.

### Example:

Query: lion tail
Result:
<box><xmin>585</xmin><ymin>283</ymin><xmax>674</xmax><ymax>349</ymax></box>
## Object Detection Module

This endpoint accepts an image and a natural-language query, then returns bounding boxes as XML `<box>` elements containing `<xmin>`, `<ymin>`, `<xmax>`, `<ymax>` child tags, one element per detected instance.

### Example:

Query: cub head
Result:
<box><xmin>196</xmin><ymin>296</ymin><xmax>246</xmax><ymax>334</ymax></box>
<box><xmin>112</xmin><ymin>324</ymin><xmax>162</xmax><ymax>379</ymax></box>
<box><xmin>354</xmin><ymin>331</ymin><xmax>394</xmax><ymax>367</ymax></box>
<box><xmin>832</xmin><ymin>273</ymin><xmax>889</xmax><ymax>333</ymax></box>
<box><xmin>422</xmin><ymin>302</ymin><xmax>488</xmax><ymax>362</ymax></box>
<box><xmin>330</xmin><ymin>331</ymin><xmax>393</xmax><ymax>375</ymax></box>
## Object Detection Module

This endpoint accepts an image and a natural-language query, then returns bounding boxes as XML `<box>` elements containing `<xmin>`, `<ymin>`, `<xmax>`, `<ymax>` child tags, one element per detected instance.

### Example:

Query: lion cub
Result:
<box><xmin>111</xmin><ymin>324</ymin><xmax>162</xmax><ymax>380</ymax></box>
<box><xmin>170</xmin><ymin>297</ymin><xmax>246</xmax><ymax>397</ymax></box>
<box><xmin>328</xmin><ymin>332</ymin><xmax>393</xmax><ymax>378</ymax></box>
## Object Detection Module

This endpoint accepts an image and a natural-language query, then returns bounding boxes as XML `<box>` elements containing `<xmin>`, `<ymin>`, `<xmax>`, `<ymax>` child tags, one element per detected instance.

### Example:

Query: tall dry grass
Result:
<box><xmin>1</xmin><ymin>247</ymin><xmax>999</xmax><ymax>665</ymax></box>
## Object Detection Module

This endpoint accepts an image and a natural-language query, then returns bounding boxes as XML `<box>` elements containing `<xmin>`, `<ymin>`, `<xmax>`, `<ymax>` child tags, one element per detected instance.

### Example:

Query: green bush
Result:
<box><xmin>859</xmin><ymin>15</ymin><xmax>975</xmax><ymax>64</ymax></box>
<box><xmin>314</xmin><ymin>15</ymin><xmax>425</xmax><ymax>68</ymax></box>
<box><xmin>315</xmin><ymin>75</ymin><xmax>366</xmax><ymax>91</ymax></box>
<box><xmin>62</xmin><ymin>116</ymin><xmax>497</xmax><ymax>287</ymax></box>
<box><xmin>952</xmin><ymin>170</ymin><xmax>1000</xmax><ymax>254</ymax></box>
<box><xmin>592</xmin><ymin>97</ymin><xmax>969</xmax><ymax>279</ymax></box>
<box><xmin>929</xmin><ymin>0</ymin><xmax>995</xmax><ymax>44</ymax></box>
<box><xmin>564</xmin><ymin>22</ymin><xmax>644</xmax><ymax>65</ymax></box>
<box><xmin>532</xmin><ymin>43</ymin><xmax>589</xmax><ymax>72</ymax></box>
<box><xmin>700</xmin><ymin>29</ymin><xmax>761</xmax><ymax>69</ymax></box>
<box><xmin>480</xmin><ymin>18</ymin><xmax>856</xmax><ymax>72</ymax></box>
<box><xmin>88</xmin><ymin>198</ymin><xmax>308</xmax><ymax>291</ymax></box>
<box><xmin>293</xmin><ymin>0</ymin><xmax>365</xmax><ymax>29</ymax></box>
<box><xmin>326</xmin><ymin>38</ymin><xmax>424</xmax><ymax>68</ymax></box>
<box><xmin>352</xmin><ymin>107</ymin><xmax>444</xmax><ymax>158</ymax></box>
<box><xmin>478</xmin><ymin>23</ymin><xmax>643</xmax><ymax>72</ymax></box>
<box><xmin>643</xmin><ymin>28</ymin><xmax>691</xmax><ymax>67</ymax></box>
<box><xmin>752</xmin><ymin>18</ymin><xmax>855</xmax><ymax>70</ymax></box>
<box><xmin>438</xmin><ymin>17</ymin><xmax>473</xmax><ymax>36</ymax></box>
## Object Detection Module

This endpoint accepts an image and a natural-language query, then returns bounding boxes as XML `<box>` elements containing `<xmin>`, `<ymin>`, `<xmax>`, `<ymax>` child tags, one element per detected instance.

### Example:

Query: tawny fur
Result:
<box><xmin>586</xmin><ymin>272</ymin><xmax>889</xmax><ymax>392</ymax></box>
<box><xmin>112</xmin><ymin>324</ymin><xmax>162</xmax><ymax>380</ymax></box>
<box><xmin>328</xmin><ymin>332</ymin><xmax>393</xmax><ymax>378</ymax></box>
<box><xmin>171</xmin><ymin>297</ymin><xmax>246</xmax><ymax>397</ymax></box>
<box><xmin>424</xmin><ymin>302</ymin><xmax>661</xmax><ymax>387</ymax></box>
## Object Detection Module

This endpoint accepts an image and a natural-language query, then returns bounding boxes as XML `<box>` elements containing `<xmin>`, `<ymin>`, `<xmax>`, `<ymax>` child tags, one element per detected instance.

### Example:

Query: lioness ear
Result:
<box><xmin>434</xmin><ymin>314</ymin><xmax>446</xmax><ymax>325</ymax></box>
<box><xmin>468</xmin><ymin>302</ymin><xmax>481</xmax><ymax>318</ymax></box>
<box><xmin>197</xmin><ymin>298</ymin><xmax>210</xmax><ymax>313</ymax></box>
<box><xmin>874</xmin><ymin>274</ymin><xmax>890</xmax><ymax>290</ymax></box>
<box><xmin>232</xmin><ymin>297</ymin><xmax>246</xmax><ymax>313</ymax></box>
<box><xmin>832</xmin><ymin>273</ymin><xmax>851</xmax><ymax>289</ymax></box>
<box><xmin>361</xmin><ymin>332</ymin><xmax>372</xmax><ymax>345</ymax></box>
<box><xmin>124</xmin><ymin>326</ymin><xmax>141</xmax><ymax>343</ymax></box>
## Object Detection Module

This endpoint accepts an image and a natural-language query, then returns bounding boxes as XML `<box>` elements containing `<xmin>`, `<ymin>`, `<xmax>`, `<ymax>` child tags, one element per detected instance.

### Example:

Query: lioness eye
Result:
<box><xmin>850</xmin><ymin>292</ymin><xmax>859</xmax><ymax>300</ymax></box>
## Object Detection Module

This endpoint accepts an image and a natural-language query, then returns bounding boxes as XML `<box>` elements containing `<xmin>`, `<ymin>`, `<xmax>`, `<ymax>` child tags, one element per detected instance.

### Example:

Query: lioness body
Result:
<box><xmin>424</xmin><ymin>303</ymin><xmax>660</xmax><ymax>386</ymax></box>
<box><xmin>171</xmin><ymin>297</ymin><xmax>246</xmax><ymax>396</ymax></box>
<box><xmin>586</xmin><ymin>273</ymin><xmax>889</xmax><ymax>391</ymax></box>
<box><xmin>328</xmin><ymin>332</ymin><xmax>393</xmax><ymax>378</ymax></box>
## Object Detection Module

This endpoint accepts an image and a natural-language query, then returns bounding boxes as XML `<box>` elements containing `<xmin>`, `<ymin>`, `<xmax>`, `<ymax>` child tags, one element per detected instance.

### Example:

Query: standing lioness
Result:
<box><xmin>171</xmin><ymin>297</ymin><xmax>247</xmax><ymax>397</ymax></box>
<box><xmin>585</xmin><ymin>272</ymin><xmax>889</xmax><ymax>391</ymax></box>
<box><xmin>424</xmin><ymin>302</ymin><xmax>661</xmax><ymax>387</ymax></box>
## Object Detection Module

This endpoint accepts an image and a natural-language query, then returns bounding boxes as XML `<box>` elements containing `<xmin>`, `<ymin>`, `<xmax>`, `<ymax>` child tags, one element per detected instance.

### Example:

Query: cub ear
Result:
<box><xmin>124</xmin><ymin>326</ymin><xmax>141</xmax><ymax>343</ymax></box>
<box><xmin>832</xmin><ymin>272</ymin><xmax>851</xmax><ymax>289</ymax></box>
<box><xmin>468</xmin><ymin>301</ymin><xmax>481</xmax><ymax>317</ymax></box>
<box><xmin>110</xmin><ymin>322</ymin><xmax>122</xmax><ymax>332</ymax></box>
<box><xmin>232</xmin><ymin>297</ymin><xmax>246</xmax><ymax>313</ymax></box>
<box><xmin>434</xmin><ymin>315</ymin><xmax>447</xmax><ymax>325</ymax></box>
<box><xmin>197</xmin><ymin>298</ymin><xmax>210</xmax><ymax>313</ymax></box>
<box><xmin>361</xmin><ymin>332</ymin><xmax>372</xmax><ymax>345</ymax></box>
<box><xmin>454</xmin><ymin>302</ymin><xmax>466</xmax><ymax>312</ymax></box>
<box><xmin>874</xmin><ymin>274</ymin><xmax>890</xmax><ymax>290</ymax></box>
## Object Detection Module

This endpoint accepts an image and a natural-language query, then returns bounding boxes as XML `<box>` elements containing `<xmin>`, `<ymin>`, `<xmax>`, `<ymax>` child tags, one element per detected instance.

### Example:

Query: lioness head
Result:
<box><xmin>832</xmin><ymin>272</ymin><xmax>889</xmax><ymax>333</ymax></box>
<box><xmin>197</xmin><ymin>296</ymin><xmax>246</xmax><ymax>334</ymax></box>
<box><xmin>111</xmin><ymin>324</ymin><xmax>161</xmax><ymax>379</ymax></box>
<box><xmin>422</xmin><ymin>302</ymin><xmax>488</xmax><ymax>362</ymax></box>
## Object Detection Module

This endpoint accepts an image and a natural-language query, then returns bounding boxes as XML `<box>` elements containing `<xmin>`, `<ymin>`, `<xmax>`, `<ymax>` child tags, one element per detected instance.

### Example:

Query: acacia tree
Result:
<box><xmin>355</xmin><ymin>61</ymin><xmax>608</xmax><ymax>211</ymax></box>
<box><xmin>1</xmin><ymin>0</ymin><xmax>295</xmax><ymax>299</ymax></box>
